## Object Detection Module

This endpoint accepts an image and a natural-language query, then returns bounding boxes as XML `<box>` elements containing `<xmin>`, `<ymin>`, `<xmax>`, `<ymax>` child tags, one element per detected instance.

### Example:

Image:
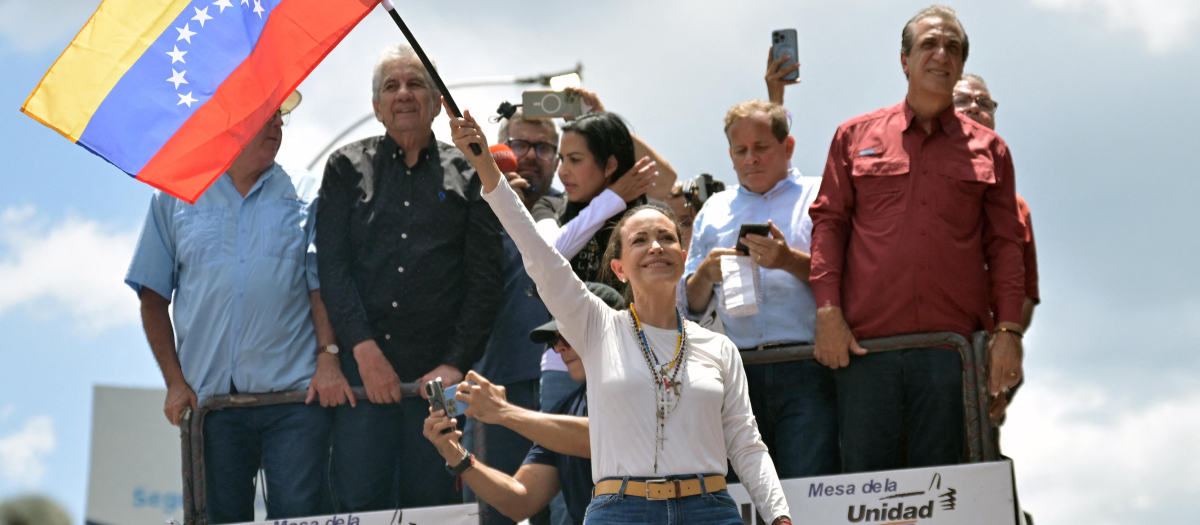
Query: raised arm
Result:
<box><xmin>566</xmin><ymin>87</ymin><xmax>677</xmax><ymax>200</ymax></box>
<box><xmin>446</xmin><ymin>103</ymin><xmax>612</xmax><ymax>358</ymax></box>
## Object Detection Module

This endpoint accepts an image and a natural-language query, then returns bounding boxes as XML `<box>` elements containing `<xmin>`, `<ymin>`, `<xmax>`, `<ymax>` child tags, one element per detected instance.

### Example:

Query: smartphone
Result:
<box><xmin>736</xmin><ymin>223</ymin><xmax>771</xmax><ymax>255</ymax></box>
<box><xmin>522</xmin><ymin>89</ymin><xmax>582</xmax><ymax>120</ymax></box>
<box><xmin>771</xmin><ymin>29</ymin><xmax>799</xmax><ymax>81</ymax></box>
<box><xmin>424</xmin><ymin>378</ymin><xmax>468</xmax><ymax>433</ymax></box>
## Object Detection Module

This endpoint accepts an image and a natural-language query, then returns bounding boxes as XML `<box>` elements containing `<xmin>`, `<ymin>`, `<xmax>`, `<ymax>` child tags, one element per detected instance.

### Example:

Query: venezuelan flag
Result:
<box><xmin>21</xmin><ymin>0</ymin><xmax>377</xmax><ymax>203</ymax></box>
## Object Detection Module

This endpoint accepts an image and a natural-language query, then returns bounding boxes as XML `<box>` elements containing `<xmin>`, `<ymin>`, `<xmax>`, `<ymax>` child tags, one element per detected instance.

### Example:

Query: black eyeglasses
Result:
<box><xmin>507</xmin><ymin>139</ymin><xmax>557</xmax><ymax>161</ymax></box>
<box><xmin>272</xmin><ymin>109</ymin><xmax>291</xmax><ymax>126</ymax></box>
<box><xmin>953</xmin><ymin>93</ymin><xmax>998</xmax><ymax>114</ymax></box>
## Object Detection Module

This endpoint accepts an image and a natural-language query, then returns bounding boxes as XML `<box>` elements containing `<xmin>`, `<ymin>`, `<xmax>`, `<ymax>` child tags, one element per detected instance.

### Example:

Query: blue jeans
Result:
<box><xmin>329</xmin><ymin>397</ymin><xmax>461</xmax><ymax>512</ymax></box>
<box><xmin>745</xmin><ymin>359</ymin><xmax>840</xmax><ymax>478</ymax></box>
<box><xmin>584</xmin><ymin>476</ymin><xmax>742</xmax><ymax>525</ymax></box>
<box><xmin>203</xmin><ymin>403</ymin><xmax>332</xmax><ymax>524</ymax></box>
<box><xmin>835</xmin><ymin>348</ymin><xmax>965</xmax><ymax>472</ymax></box>
<box><xmin>463</xmin><ymin>378</ymin><xmax>541</xmax><ymax>525</ymax></box>
<box><xmin>541</xmin><ymin>370</ymin><xmax>583</xmax><ymax>525</ymax></box>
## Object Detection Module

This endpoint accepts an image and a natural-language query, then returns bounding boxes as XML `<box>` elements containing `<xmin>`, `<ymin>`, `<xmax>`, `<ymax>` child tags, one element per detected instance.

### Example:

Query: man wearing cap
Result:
<box><xmin>126</xmin><ymin>93</ymin><xmax>351</xmax><ymax>524</ymax></box>
<box><xmin>424</xmin><ymin>283</ymin><xmax>622</xmax><ymax>525</ymax></box>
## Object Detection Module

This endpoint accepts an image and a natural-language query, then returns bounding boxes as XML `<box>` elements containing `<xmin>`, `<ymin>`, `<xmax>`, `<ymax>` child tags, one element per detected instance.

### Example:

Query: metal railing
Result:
<box><xmin>179</xmin><ymin>384</ymin><xmax>451</xmax><ymax>525</ymax></box>
<box><xmin>739</xmin><ymin>331</ymin><xmax>999</xmax><ymax>464</ymax></box>
<box><xmin>179</xmin><ymin>332</ymin><xmax>998</xmax><ymax>524</ymax></box>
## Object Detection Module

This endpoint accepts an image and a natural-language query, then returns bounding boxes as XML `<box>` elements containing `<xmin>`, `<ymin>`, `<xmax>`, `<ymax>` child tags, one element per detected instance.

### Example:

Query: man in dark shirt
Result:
<box><xmin>424</xmin><ymin>283</ymin><xmax>619</xmax><ymax>525</ymax></box>
<box><xmin>316</xmin><ymin>43</ymin><xmax>503</xmax><ymax>511</ymax></box>
<box><xmin>809</xmin><ymin>6</ymin><xmax>1025</xmax><ymax>472</ymax></box>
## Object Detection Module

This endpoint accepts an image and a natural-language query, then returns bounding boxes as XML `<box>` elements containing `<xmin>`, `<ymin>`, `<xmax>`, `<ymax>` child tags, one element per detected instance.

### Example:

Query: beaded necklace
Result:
<box><xmin>627</xmin><ymin>303</ymin><xmax>691</xmax><ymax>473</ymax></box>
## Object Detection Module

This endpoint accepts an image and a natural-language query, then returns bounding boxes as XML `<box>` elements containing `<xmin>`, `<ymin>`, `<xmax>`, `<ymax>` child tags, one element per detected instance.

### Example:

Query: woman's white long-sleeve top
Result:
<box><xmin>481</xmin><ymin>177</ymin><xmax>789</xmax><ymax>523</ymax></box>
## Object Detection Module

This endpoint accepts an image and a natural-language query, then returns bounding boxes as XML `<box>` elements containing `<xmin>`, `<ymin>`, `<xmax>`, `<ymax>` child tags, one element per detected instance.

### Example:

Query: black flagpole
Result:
<box><xmin>380</xmin><ymin>0</ymin><xmax>482</xmax><ymax>155</ymax></box>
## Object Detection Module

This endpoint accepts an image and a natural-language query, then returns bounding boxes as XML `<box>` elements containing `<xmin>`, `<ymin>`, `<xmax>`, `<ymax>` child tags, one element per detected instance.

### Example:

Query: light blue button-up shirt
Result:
<box><xmin>125</xmin><ymin>164</ymin><xmax>321</xmax><ymax>401</ymax></box>
<box><xmin>681</xmin><ymin>168</ymin><xmax>821</xmax><ymax>349</ymax></box>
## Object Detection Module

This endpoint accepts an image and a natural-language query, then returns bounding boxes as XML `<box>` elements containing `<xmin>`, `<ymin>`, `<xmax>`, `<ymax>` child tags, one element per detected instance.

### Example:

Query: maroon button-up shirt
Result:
<box><xmin>810</xmin><ymin>101</ymin><xmax>1025</xmax><ymax>340</ymax></box>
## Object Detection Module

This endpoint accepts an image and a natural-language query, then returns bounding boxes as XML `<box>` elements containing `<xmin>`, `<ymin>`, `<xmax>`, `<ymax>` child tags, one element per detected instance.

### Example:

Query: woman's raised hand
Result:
<box><xmin>564</xmin><ymin>87</ymin><xmax>604</xmax><ymax>116</ymax></box>
<box><xmin>609</xmin><ymin>156</ymin><xmax>659</xmax><ymax>203</ymax></box>
<box><xmin>444</xmin><ymin>98</ymin><xmax>501</xmax><ymax>192</ymax></box>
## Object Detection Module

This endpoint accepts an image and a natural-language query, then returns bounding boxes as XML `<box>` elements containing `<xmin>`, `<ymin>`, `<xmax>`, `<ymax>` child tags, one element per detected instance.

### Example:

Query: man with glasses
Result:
<box><xmin>953</xmin><ymin>73</ymin><xmax>1040</xmax><ymax>423</ymax></box>
<box><xmin>126</xmin><ymin>92</ymin><xmax>350</xmax><ymax>523</ymax></box>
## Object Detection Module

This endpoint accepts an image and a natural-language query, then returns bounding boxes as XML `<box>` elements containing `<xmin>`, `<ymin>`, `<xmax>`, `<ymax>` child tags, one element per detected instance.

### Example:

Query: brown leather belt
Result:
<box><xmin>592</xmin><ymin>476</ymin><xmax>727</xmax><ymax>500</ymax></box>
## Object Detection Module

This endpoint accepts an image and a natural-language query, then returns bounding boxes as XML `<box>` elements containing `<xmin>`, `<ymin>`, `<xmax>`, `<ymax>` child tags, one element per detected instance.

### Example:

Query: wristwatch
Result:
<box><xmin>319</xmin><ymin>344</ymin><xmax>339</xmax><ymax>356</ymax></box>
<box><xmin>445</xmin><ymin>450</ymin><xmax>474</xmax><ymax>476</ymax></box>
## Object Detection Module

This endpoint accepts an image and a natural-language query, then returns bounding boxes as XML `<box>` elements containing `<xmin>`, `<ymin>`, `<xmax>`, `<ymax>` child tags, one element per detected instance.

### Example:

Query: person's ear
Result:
<box><xmin>610</xmin><ymin>258</ymin><xmax>627</xmax><ymax>283</ymax></box>
<box><xmin>784</xmin><ymin>135</ymin><xmax>795</xmax><ymax>158</ymax></box>
<box><xmin>900</xmin><ymin>52</ymin><xmax>910</xmax><ymax>78</ymax></box>
<box><xmin>605</xmin><ymin>155</ymin><xmax>618</xmax><ymax>179</ymax></box>
<box><xmin>431</xmin><ymin>95</ymin><xmax>444</xmax><ymax>121</ymax></box>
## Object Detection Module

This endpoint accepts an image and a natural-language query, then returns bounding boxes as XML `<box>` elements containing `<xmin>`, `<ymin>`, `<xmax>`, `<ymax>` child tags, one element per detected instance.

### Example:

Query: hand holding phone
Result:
<box><xmin>425</xmin><ymin>378</ymin><xmax>469</xmax><ymax>434</ymax></box>
<box><xmin>736</xmin><ymin>223</ymin><xmax>771</xmax><ymax>255</ymax></box>
<box><xmin>771</xmin><ymin>29</ymin><xmax>800</xmax><ymax>82</ymax></box>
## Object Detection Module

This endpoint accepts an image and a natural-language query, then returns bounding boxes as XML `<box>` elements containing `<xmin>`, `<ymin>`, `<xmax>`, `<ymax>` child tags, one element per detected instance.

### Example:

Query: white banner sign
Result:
<box><xmin>726</xmin><ymin>460</ymin><xmax>1018</xmax><ymax>525</ymax></box>
<box><xmin>86</xmin><ymin>386</ymin><xmax>187</xmax><ymax>525</ymax></box>
<box><xmin>231</xmin><ymin>504</ymin><xmax>479</xmax><ymax>525</ymax></box>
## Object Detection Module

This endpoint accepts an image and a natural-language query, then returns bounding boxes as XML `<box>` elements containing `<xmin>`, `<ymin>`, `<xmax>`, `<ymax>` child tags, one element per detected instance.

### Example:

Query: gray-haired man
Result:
<box><xmin>316</xmin><ymin>43</ymin><xmax>504</xmax><ymax>512</ymax></box>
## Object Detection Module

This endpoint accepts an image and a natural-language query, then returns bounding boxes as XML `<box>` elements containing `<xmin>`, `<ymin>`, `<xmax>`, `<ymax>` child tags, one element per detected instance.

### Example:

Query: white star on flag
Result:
<box><xmin>240</xmin><ymin>0</ymin><xmax>249</xmax><ymax>5</ymax></box>
<box><xmin>176</xmin><ymin>24</ymin><xmax>196</xmax><ymax>44</ymax></box>
<box><xmin>178</xmin><ymin>92</ymin><xmax>199</xmax><ymax>107</ymax></box>
<box><xmin>253</xmin><ymin>0</ymin><xmax>265</xmax><ymax>18</ymax></box>
<box><xmin>192</xmin><ymin>7</ymin><xmax>213</xmax><ymax>27</ymax></box>
<box><xmin>167</xmin><ymin>69</ymin><xmax>188</xmax><ymax>89</ymax></box>
<box><xmin>166</xmin><ymin>46</ymin><xmax>187</xmax><ymax>64</ymax></box>
<box><xmin>213</xmin><ymin>0</ymin><xmax>233</xmax><ymax>13</ymax></box>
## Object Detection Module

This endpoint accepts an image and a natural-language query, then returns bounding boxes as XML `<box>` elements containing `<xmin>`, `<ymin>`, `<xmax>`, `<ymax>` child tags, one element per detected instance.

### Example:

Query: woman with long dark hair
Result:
<box><xmin>445</xmin><ymin>107</ymin><xmax>790</xmax><ymax>525</ymax></box>
<box><xmin>532</xmin><ymin>89</ymin><xmax>677</xmax><ymax>283</ymax></box>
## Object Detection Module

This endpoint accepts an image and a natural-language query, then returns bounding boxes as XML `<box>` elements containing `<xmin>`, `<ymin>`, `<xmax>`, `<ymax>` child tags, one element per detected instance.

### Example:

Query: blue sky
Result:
<box><xmin>1</xmin><ymin>0</ymin><xmax>1198</xmax><ymax>523</ymax></box>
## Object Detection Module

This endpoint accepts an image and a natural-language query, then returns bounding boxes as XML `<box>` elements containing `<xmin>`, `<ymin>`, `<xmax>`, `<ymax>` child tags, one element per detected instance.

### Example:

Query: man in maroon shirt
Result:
<box><xmin>809</xmin><ymin>5</ymin><xmax>1026</xmax><ymax>472</ymax></box>
<box><xmin>953</xmin><ymin>72</ymin><xmax>1041</xmax><ymax>423</ymax></box>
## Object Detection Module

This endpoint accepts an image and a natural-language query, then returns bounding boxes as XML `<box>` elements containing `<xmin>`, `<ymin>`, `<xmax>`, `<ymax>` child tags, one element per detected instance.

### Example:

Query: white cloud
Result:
<box><xmin>1004</xmin><ymin>375</ymin><xmax>1200</xmax><ymax>523</ymax></box>
<box><xmin>0</xmin><ymin>206</ymin><xmax>139</xmax><ymax>332</ymax></box>
<box><xmin>0</xmin><ymin>415</ymin><xmax>55</xmax><ymax>489</ymax></box>
<box><xmin>1030</xmin><ymin>0</ymin><xmax>1200</xmax><ymax>53</ymax></box>
<box><xmin>0</xmin><ymin>0</ymin><xmax>98</xmax><ymax>52</ymax></box>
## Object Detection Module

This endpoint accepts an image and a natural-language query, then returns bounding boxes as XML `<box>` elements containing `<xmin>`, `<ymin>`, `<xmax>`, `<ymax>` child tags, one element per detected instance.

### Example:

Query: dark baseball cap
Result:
<box><xmin>529</xmin><ymin>282</ymin><xmax>624</xmax><ymax>345</ymax></box>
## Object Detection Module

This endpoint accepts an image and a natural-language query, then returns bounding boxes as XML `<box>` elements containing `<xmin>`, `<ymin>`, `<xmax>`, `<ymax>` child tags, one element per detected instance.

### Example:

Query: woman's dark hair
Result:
<box><xmin>599</xmin><ymin>204</ymin><xmax>683</xmax><ymax>305</ymax></box>
<box><xmin>560</xmin><ymin>112</ymin><xmax>636</xmax><ymax>183</ymax></box>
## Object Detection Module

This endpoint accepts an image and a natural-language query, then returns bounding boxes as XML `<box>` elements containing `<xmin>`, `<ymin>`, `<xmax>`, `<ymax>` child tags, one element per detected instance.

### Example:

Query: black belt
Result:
<box><xmin>739</xmin><ymin>341</ymin><xmax>810</xmax><ymax>352</ymax></box>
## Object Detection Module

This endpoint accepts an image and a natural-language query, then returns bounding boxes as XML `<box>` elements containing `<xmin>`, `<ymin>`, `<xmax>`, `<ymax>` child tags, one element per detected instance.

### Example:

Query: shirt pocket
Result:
<box><xmin>935</xmin><ymin>160</ymin><xmax>995</xmax><ymax>226</ymax></box>
<box><xmin>175</xmin><ymin>207</ymin><xmax>224</xmax><ymax>267</ymax></box>
<box><xmin>851</xmin><ymin>156</ymin><xmax>910</xmax><ymax>220</ymax></box>
<box><xmin>260</xmin><ymin>199</ymin><xmax>307</xmax><ymax>262</ymax></box>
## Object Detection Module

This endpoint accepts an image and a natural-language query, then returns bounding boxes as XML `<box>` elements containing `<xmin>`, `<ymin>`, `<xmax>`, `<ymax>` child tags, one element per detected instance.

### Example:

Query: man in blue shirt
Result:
<box><xmin>681</xmin><ymin>100</ymin><xmax>839</xmax><ymax>478</ymax></box>
<box><xmin>125</xmin><ymin>93</ymin><xmax>353</xmax><ymax>524</ymax></box>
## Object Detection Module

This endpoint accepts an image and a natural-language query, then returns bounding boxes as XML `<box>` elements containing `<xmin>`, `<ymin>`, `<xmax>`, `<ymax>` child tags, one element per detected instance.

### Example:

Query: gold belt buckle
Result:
<box><xmin>643</xmin><ymin>479</ymin><xmax>669</xmax><ymax>500</ymax></box>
